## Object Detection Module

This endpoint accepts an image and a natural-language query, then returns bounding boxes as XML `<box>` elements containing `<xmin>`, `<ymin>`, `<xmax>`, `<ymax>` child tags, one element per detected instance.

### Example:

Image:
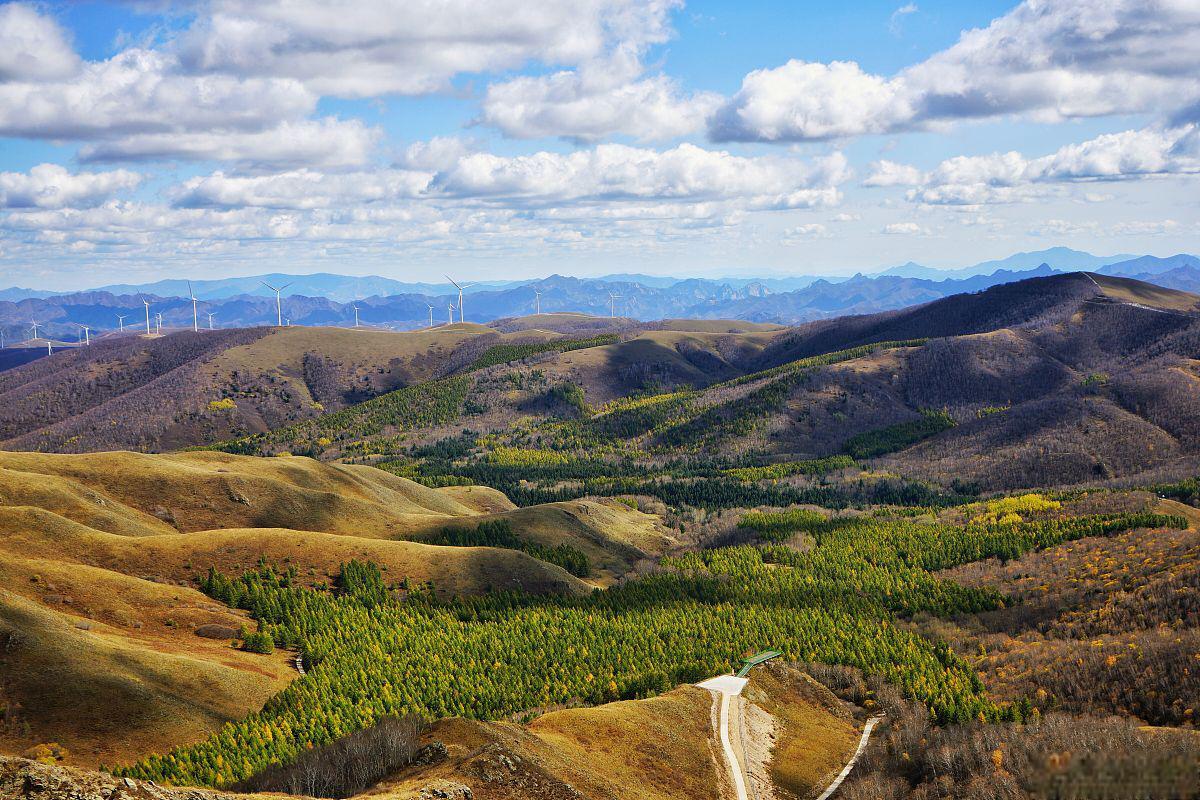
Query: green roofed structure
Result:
<box><xmin>736</xmin><ymin>650</ymin><xmax>782</xmax><ymax>677</ymax></box>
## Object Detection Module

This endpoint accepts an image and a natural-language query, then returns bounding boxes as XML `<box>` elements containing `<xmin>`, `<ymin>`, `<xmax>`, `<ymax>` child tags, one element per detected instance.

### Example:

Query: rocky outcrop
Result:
<box><xmin>0</xmin><ymin>758</ymin><xmax>253</xmax><ymax>800</ymax></box>
<box><xmin>414</xmin><ymin>780</ymin><xmax>472</xmax><ymax>799</ymax></box>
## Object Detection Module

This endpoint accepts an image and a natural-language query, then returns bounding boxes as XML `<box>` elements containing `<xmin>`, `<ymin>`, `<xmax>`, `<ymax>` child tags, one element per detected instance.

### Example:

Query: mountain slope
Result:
<box><xmin>372</xmin><ymin>661</ymin><xmax>858</xmax><ymax>800</ymax></box>
<box><xmin>0</xmin><ymin>324</ymin><xmax>528</xmax><ymax>453</ymax></box>
<box><xmin>751</xmin><ymin>272</ymin><xmax>1097</xmax><ymax>369</ymax></box>
<box><xmin>0</xmin><ymin>450</ymin><xmax>675</xmax><ymax>768</ymax></box>
<box><xmin>0</xmin><ymin>450</ymin><xmax>666</xmax><ymax>580</ymax></box>
<box><xmin>0</xmin><ymin>586</ymin><xmax>291</xmax><ymax>768</ymax></box>
<box><xmin>370</xmin><ymin>273</ymin><xmax>1200</xmax><ymax>496</ymax></box>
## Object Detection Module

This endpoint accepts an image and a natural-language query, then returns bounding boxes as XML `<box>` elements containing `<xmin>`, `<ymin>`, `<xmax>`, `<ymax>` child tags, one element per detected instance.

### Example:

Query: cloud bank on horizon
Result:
<box><xmin>0</xmin><ymin>0</ymin><xmax>1197</xmax><ymax>288</ymax></box>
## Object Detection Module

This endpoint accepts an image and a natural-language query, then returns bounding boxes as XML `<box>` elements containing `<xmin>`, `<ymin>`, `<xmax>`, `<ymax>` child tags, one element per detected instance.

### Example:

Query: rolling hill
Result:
<box><xmin>373</xmin><ymin>661</ymin><xmax>859</xmax><ymax>800</ymax></box>
<box><xmin>4</xmin><ymin>271</ymin><xmax>1199</xmax><ymax>799</ymax></box>
<box><xmin>0</xmin><ymin>324</ymin><xmax>559</xmax><ymax>453</ymax></box>
<box><xmin>0</xmin><ymin>450</ymin><xmax>672</xmax><ymax>768</ymax></box>
<box><xmin>0</xmin><ymin>659</ymin><xmax>862</xmax><ymax>800</ymax></box>
<box><xmin>334</xmin><ymin>272</ymin><xmax>1200</xmax><ymax>497</ymax></box>
<box><xmin>6</xmin><ymin>272</ymin><xmax>1198</xmax><ymax>494</ymax></box>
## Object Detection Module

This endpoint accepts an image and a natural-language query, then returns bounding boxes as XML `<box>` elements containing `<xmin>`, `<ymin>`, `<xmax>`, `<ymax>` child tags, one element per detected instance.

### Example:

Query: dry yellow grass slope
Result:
<box><xmin>0</xmin><ymin>450</ymin><xmax>663</xmax><ymax>587</ymax></box>
<box><xmin>656</xmin><ymin>319</ymin><xmax>787</xmax><ymax>334</ymax></box>
<box><xmin>1092</xmin><ymin>274</ymin><xmax>1200</xmax><ymax>313</ymax></box>
<box><xmin>0</xmin><ymin>507</ymin><xmax>590</xmax><ymax>597</ymax></box>
<box><xmin>743</xmin><ymin>663</ymin><xmax>858</xmax><ymax>800</ymax></box>
<box><xmin>204</xmin><ymin>324</ymin><xmax>509</xmax><ymax>408</ymax></box>
<box><xmin>0</xmin><ymin>589</ymin><xmax>291</xmax><ymax>769</ymax></box>
<box><xmin>0</xmin><ymin>450</ymin><xmax>488</xmax><ymax>535</ymax></box>
<box><xmin>211</xmin><ymin>326</ymin><xmax>481</xmax><ymax>377</ymax></box>
<box><xmin>369</xmin><ymin>687</ymin><xmax>721</xmax><ymax>800</ymax></box>
<box><xmin>0</xmin><ymin>448</ymin><xmax>666</xmax><ymax>770</ymax></box>
<box><xmin>370</xmin><ymin>663</ymin><xmax>855</xmax><ymax>800</ymax></box>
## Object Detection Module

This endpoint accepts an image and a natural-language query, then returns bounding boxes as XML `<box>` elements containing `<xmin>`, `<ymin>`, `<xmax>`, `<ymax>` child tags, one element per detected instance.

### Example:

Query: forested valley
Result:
<box><xmin>4</xmin><ymin>273</ymin><xmax>1200</xmax><ymax>800</ymax></box>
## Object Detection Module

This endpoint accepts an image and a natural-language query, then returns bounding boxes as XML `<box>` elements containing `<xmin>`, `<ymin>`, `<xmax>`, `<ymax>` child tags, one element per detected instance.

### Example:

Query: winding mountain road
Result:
<box><xmin>815</xmin><ymin>714</ymin><xmax>884</xmax><ymax>800</ymax></box>
<box><xmin>696</xmin><ymin>675</ymin><xmax>749</xmax><ymax>800</ymax></box>
<box><xmin>698</xmin><ymin>673</ymin><xmax>884</xmax><ymax>800</ymax></box>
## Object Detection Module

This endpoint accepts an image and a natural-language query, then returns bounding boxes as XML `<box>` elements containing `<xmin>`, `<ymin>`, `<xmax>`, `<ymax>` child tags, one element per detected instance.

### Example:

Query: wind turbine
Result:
<box><xmin>187</xmin><ymin>281</ymin><xmax>200</xmax><ymax>332</ymax></box>
<box><xmin>608</xmin><ymin>292</ymin><xmax>622</xmax><ymax>319</ymax></box>
<box><xmin>427</xmin><ymin>304</ymin><xmax>435</xmax><ymax>329</ymax></box>
<box><xmin>75</xmin><ymin>323</ymin><xmax>90</xmax><ymax>346</ymax></box>
<box><xmin>1</xmin><ymin>329</ymin><xmax>5</xmax><ymax>348</ymax></box>
<box><xmin>534</xmin><ymin>289</ymin><xmax>542</xmax><ymax>315</ymax></box>
<box><xmin>155</xmin><ymin>312</ymin><xmax>162</xmax><ymax>335</ymax></box>
<box><xmin>117</xmin><ymin>314</ymin><xmax>127</xmax><ymax>332</ymax></box>
<box><xmin>261</xmin><ymin>280</ymin><xmax>292</xmax><ymax>327</ymax></box>
<box><xmin>445</xmin><ymin>275</ymin><xmax>475</xmax><ymax>323</ymax></box>
<box><xmin>352</xmin><ymin>304</ymin><xmax>360</xmax><ymax>328</ymax></box>
<box><xmin>141</xmin><ymin>298</ymin><xmax>151</xmax><ymax>335</ymax></box>
<box><xmin>207</xmin><ymin>312</ymin><xmax>216</xmax><ymax>330</ymax></box>
<box><xmin>447</xmin><ymin>302</ymin><xmax>455</xmax><ymax>326</ymax></box>
<box><xmin>29</xmin><ymin>321</ymin><xmax>41</xmax><ymax>341</ymax></box>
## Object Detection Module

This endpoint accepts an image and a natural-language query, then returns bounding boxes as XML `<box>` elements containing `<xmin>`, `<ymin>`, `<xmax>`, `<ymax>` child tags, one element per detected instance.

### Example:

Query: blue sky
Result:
<box><xmin>0</xmin><ymin>0</ymin><xmax>1197</xmax><ymax>289</ymax></box>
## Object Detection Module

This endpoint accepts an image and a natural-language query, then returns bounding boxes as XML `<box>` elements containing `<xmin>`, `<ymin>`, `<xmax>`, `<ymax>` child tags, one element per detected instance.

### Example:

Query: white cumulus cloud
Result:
<box><xmin>0</xmin><ymin>6</ymin><xmax>378</xmax><ymax>168</ymax></box>
<box><xmin>80</xmin><ymin>118</ymin><xmax>380</xmax><ymax>170</ymax></box>
<box><xmin>480</xmin><ymin>68</ymin><xmax>721</xmax><ymax>142</ymax></box>
<box><xmin>0</xmin><ymin>47</ymin><xmax>315</xmax><ymax>141</ymax></box>
<box><xmin>710</xmin><ymin>60</ymin><xmax>912</xmax><ymax>141</ymax></box>
<box><xmin>178</xmin><ymin>0</ymin><xmax>683</xmax><ymax>98</ymax></box>
<box><xmin>0</xmin><ymin>164</ymin><xmax>141</xmax><ymax>209</ymax></box>
<box><xmin>710</xmin><ymin>0</ymin><xmax>1200</xmax><ymax>142</ymax></box>
<box><xmin>863</xmin><ymin>159</ymin><xmax>924</xmax><ymax>187</ymax></box>
<box><xmin>878</xmin><ymin>125</ymin><xmax>1200</xmax><ymax>205</ymax></box>
<box><xmin>172</xmin><ymin>168</ymin><xmax>433</xmax><ymax>209</ymax></box>
<box><xmin>430</xmin><ymin>143</ymin><xmax>848</xmax><ymax>208</ymax></box>
<box><xmin>0</xmin><ymin>3</ymin><xmax>79</xmax><ymax>82</ymax></box>
<box><xmin>882</xmin><ymin>222</ymin><xmax>927</xmax><ymax>235</ymax></box>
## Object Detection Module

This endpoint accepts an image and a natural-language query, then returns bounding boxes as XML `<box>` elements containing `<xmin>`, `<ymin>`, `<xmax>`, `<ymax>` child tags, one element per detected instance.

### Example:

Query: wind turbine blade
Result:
<box><xmin>445</xmin><ymin>275</ymin><xmax>462</xmax><ymax>290</ymax></box>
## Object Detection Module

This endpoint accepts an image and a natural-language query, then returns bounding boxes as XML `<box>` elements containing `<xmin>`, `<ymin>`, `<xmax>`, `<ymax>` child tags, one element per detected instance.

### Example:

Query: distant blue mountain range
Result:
<box><xmin>2</xmin><ymin>247</ymin><xmax>1155</xmax><ymax>301</ymax></box>
<box><xmin>2</xmin><ymin>249</ymin><xmax>1196</xmax><ymax>341</ymax></box>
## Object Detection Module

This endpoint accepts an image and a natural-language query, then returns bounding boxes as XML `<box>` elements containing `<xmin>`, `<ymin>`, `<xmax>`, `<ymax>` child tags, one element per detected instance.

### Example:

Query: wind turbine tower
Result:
<box><xmin>207</xmin><ymin>312</ymin><xmax>216</xmax><ymax>330</ymax></box>
<box><xmin>155</xmin><ymin>312</ymin><xmax>162</xmax><ymax>335</ymax></box>
<box><xmin>445</xmin><ymin>275</ymin><xmax>475</xmax><ymax>323</ymax></box>
<box><xmin>427</xmin><ymin>304</ymin><xmax>435</xmax><ymax>329</ymax></box>
<box><xmin>29</xmin><ymin>321</ymin><xmax>40</xmax><ymax>341</ymax></box>
<box><xmin>77</xmin><ymin>323</ymin><xmax>90</xmax><ymax>346</ymax></box>
<box><xmin>117</xmin><ymin>314</ymin><xmax>127</xmax><ymax>332</ymax></box>
<box><xmin>187</xmin><ymin>281</ymin><xmax>200</xmax><ymax>332</ymax></box>
<box><xmin>352</xmin><ymin>304</ymin><xmax>360</xmax><ymax>328</ymax></box>
<box><xmin>608</xmin><ymin>292</ymin><xmax>622</xmax><ymax>319</ymax></box>
<box><xmin>142</xmin><ymin>298</ymin><xmax>151</xmax><ymax>335</ymax></box>
<box><xmin>260</xmin><ymin>281</ymin><xmax>292</xmax><ymax>327</ymax></box>
<box><xmin>534</xmin><ymin>289</ymin><xmax>542</xmax><ymax>315</ymax></box>
<box><xmin>447</xmin><ymin>303</ymin><xmax>455</xmax><ymax>326</ymax></box>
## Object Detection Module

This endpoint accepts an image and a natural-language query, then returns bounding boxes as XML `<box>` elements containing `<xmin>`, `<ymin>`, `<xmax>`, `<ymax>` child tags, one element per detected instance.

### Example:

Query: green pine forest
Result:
<box><xmin>114</xmin><ymin>508</ymin><xmax>1184</xmax><ymax>788</ymax></box>
<box><xmin>123</xmin><ymin>328</ymin><xmax>1197</xmax><ymax>793</ymax></box>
